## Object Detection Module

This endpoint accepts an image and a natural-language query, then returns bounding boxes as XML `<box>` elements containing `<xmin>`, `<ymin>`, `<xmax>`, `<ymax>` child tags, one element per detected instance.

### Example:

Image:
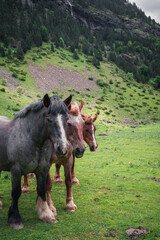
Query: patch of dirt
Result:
<box><xmin>150</xmin><ymin>178</ymin><xmax>160</xmax><ymax>182</ymax></box>
<box><xmin>126</xmin><ymin>227</ymin><xmax>149</xmax><ymax>239</ymax></box>
<box><xmin>104</xmin><ymin>232</ymin><xmax>116</xmax><ymax>238</ymax></box>
<box><xmin>0</xmin><ymin>68</ymin><xmax>20</xmax><ymax>89</ymax></box>
<box><xmin>28</xmin><ymin>63</ymin><xmax>99</xmax><ymax>93</ymax></box>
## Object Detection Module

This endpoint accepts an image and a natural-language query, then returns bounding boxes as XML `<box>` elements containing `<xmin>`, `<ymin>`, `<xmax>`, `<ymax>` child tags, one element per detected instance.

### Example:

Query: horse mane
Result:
<box><xmin>14</xmin><ymin>95</ymin><xmax>68</xmax><ymax>119</ymax></box>
<box><xmin>81</xmin><ymin>114</ymin><xmax>93</xmax><ymax>124</ymax></box>
<box><xmin>69</xmin><ymin>103</ymin><xmax>80</xmax><ymax>116</ymax></box>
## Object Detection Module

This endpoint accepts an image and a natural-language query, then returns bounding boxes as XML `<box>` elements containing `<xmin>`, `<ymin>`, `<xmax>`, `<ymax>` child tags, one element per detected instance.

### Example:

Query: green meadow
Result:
<box><xmin>0</xmin><ymin>122</ymin><xmax>160</xmax><ymax>239</ymax></box>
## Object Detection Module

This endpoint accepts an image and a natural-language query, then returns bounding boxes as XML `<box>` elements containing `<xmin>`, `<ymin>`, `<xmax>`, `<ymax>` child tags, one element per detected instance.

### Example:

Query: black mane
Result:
<box><xmin>14</xmin><ymin>95</ymin><xmax>68</xmax><ymax>119</ymax></box>
<box><xmin>48</xmin><ymin>95</ymin><xmax>69</xmax><ymax>115</ymax></box>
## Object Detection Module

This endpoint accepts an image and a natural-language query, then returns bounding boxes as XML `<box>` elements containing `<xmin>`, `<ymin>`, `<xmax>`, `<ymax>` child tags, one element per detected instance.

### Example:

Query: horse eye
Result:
<box><xmin>68</xmin><ymin>122</ymin><xmax>72</xmax><ymax>127</ymax></box>
<box><xmin>86</xmin><ymin>129</ymin><xmax>89</xmax><ymax>132</ymax></box>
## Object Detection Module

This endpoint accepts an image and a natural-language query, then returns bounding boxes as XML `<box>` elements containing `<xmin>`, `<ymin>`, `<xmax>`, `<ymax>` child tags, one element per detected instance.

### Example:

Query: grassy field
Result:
<box><xmin>0</xmin><ymin>43</ymin><xmax>160</xmax><ymax>239</ymax></box>
<box><xmin>0</xmin><ymin>122</ymin><xmax>160</xmax><ymax>239</ymax></box>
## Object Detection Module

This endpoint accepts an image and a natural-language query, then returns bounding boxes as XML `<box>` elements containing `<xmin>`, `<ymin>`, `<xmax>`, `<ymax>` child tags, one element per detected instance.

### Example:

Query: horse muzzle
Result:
<box><xmin>89</xmin><ymin>144</ymin><xmax>98</xmax><ymax>152</ymax></box>
<box><xmin>55</xmin><ymin>143</ymin><xmax>70</xmax><ymax>158</ymax></box>
<box><xmin>75</xmin><ymin>146</ymin><xmax>86</xmax><ymax>158</ymax></box>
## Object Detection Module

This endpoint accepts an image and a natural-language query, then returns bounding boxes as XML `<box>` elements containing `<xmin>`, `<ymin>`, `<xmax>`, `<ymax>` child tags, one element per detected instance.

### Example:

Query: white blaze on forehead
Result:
<box><xmin>69</xmin><ymin>114</ymin><xmax>84</xmax><ymax>124</ymax></box>
<box><xmin>92</xmin><ymin>125</ymin><xmax>97</xmax><ymax>146</ymax></box>
<box><xmin>57</xmin><ymin>114</ymin><xmax>68</xmax><ymax>147</ymax></box>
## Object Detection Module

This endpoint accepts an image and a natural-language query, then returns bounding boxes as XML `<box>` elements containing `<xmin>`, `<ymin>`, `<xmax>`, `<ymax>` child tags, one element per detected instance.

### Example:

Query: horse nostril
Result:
<box><xmin>90</xmin><ymin>145</ymin><xmax>95</xmax><ymax>151</ymax></box>
<box><xmin>62</xmin><ymin>147</ymin><xmax>68</xmax><ymax>155</ymax></box>
<box><xmin>57</xmin><ymin>146</ymin><xmax>61</xmax><ymax>152</ymax></box>
<box><xmin>76</xmin><ymin>147</ymin><xmax>80</xmax><ymax>154</ymax></box>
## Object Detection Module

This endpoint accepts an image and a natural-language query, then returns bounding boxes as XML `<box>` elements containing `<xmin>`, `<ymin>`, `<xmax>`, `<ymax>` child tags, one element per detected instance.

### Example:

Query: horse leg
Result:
<box><xmin>64</xmin><ymin>155</ymin><xmax>77</xmax><ymax>212</ymax></box>
<box><xmin>8</xmin><ymin>166</ymin><xmax>24</xmax><ymax>229</ymax></box>
<box><xmin>53</xmin><ymin>164</ymin><xmax>63</xmax><ymax>184</ymax></box>
<box><xmin>22</xmin><ymin>175</ymin><xmax>30</xmax><ymax>193</ymax></box>
<box><xmin>71</xmin><ymin>155</ymin><xmax>80</xmax><ymax>185</ymax></box>
<box><xmin>35</xmin><ymin>169</ymin><xmax>57</xmax><ymax>223</ymax></box>
<box><xmin>46</xmin><ymin>171</ymin><xmax>57</xmax><ymax>216</ymax></box>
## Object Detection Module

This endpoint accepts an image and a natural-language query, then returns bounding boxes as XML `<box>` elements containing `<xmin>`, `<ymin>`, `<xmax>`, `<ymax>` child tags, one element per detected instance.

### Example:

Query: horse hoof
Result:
<box><xmin>0</xmin><ymin>201</ymin><xmax>3</xmax><ymax>209</ymax></box>
<box><xmin>72</xmin><ymin>177</ymin><xmax>80</xmax><ymax>185</ymax></box>
<box><xmin>65</xmin><ymin>202</ymin><xmax>77</xmax><ymax>212</ymax></box>
<box><xmin>42</xmin><ymin>217</ymin><xmax>58</xmax><ymax>224</ymax></box>
<box><xmin>22</xmin><ymin>187</ymin><xmax>30</xmax><ymax>193</ymax></box>
<box><xmin>27</xmin><ymin>173</ymin><xmax>35</xmax><ymax>178</ymax></box>
<box><xmin>10</xmin><ymin>223</ymin><xmax>24</xmax><ymax>229</ymax></box>
<box><xmin>53</xmin><ymin>178</ymin><xmax>63</xmax><ymax>184</ymax></box>
<box><xmin>48</xmin><ymin>204</ymin><xmax>57</xmax><ymax>216</ymax></box>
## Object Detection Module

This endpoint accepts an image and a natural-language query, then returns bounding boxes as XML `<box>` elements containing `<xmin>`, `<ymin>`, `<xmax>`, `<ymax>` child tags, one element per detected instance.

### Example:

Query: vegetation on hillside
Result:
<box><xmin>0</xmin><ymin>44</ymin><xmax>160</xmax><ymax>124</ymax></box>
<box><xmin>0</xmin><ymin>0</ymin><xmax>160</xmax><ymax>89</ymax></box>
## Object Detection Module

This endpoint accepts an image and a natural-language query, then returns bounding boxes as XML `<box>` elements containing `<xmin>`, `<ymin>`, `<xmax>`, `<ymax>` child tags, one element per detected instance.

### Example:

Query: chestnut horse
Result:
<box><xmin>0</xmin><ymin>94</ymin><xmax>71</xmax><ymax>228</ymax></box>
<box><xmin>22</xmin><ymin>101</ymin><xmax>86</xmax><ymax>216</ymax></box>
<box><xmin>53</xmin><ymin>110</ymin><xmax>98</xmax><ymax>185</ymax></box>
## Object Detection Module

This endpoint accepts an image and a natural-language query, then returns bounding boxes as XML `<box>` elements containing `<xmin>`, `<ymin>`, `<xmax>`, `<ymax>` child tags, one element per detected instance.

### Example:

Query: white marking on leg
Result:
<box><xmin>57</xmin><ymin>114</ymin><xmax>68</xmax><ymax>148</ymax></box>
<box><xmin>92</xmin><ymin>125</ymin><xmax>97</xmax><ymax>146</ymax></box>
<box><xmin>36</xmin><ymin>196</ymin><xmax>57</xmax><ymax>223</ymax></box>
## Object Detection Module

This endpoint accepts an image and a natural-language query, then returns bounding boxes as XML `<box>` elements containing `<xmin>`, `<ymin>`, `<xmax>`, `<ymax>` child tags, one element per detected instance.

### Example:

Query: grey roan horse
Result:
<box><xmin>0</xmin><ymin>94</ymin><xmax>72</xmax><ymax>229</ymax></box>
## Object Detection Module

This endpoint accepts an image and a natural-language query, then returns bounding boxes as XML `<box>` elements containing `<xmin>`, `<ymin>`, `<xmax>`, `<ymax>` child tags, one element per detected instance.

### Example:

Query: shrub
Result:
<box><xmin>12</xmin><ymin>71</ymin><xmax>18</xmax><ymax>78</ymax></box>
<box><xmin>17</xmin><ymin>87</ymin><xmax>23</xmax><ymax>94</ymax></box>
<box><xmin>88</xmin><ymin>76</ymin><xmax>94</xmax><ymax>80</ymax></box>
<box><xmin>73</xmin><ymin>51</ymin><xmax>79</xmax><ymax>60</ymax></box>
<box><xmin>105</xmin><ymin>111</ymin><xmax>110</xmax><ymax>115</ymax></box>
<box><xmin>96</xmin><ymin>79</ymin><xmax>105</xmax><ymax>87</ymax></box>
<box><xmin>19</xmin><ymin>76</ymin><xmax>26</xmax><ymax>81</ymax></box>
<box><xmin>12</xmin><ymin>106</ymin><xmax>20</xmax><ymax>111</ymax></box>
<box><xmin>0</xmin><ymin>87</ymin><xmax>5</xmax><ymax>92</ymax></box>
<box><xmin>0</xmin><ymin>78</ymin><xmax>7</xmax><ymax>86</ymax></box>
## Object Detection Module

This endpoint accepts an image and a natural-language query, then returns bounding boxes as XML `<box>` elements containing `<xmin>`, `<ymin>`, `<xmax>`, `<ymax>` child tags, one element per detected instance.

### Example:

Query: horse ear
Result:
<box><xmin>43</xmin><ymin>94</ymin><xmax>50</xmax><ymax>108</ymax></box>
<box><xmin>93</xmin><ymin>114</ymin><xmax>97</xmax><ymax>122</ymax></box>
<box><xmin>79</xmin><ymin>100</ymin><xmax>83</xmax><ymax>112</ymax></box>
<box><xmin>64</xmin><ymin>95</ymin><xmax>72</xmax><ymax>109</ymax></box>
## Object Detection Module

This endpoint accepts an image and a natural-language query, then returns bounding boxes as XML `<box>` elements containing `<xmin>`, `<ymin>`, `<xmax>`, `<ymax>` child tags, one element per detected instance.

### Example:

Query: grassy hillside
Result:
<box><xmin>0</xmin><ymin>44</ymin><xmax>160</xmax><ymax>124</ymax></box>
<box><xmin>0</xmin><ymin>44</ymin><xmax>160</xmax><ymax>238</ymax></box>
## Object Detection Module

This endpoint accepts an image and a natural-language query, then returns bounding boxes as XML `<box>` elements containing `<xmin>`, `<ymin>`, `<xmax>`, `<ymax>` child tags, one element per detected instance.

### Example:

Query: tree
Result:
<box><xmin>40</xmin><ymin>25</ymin><xmax>49</xmax><ymax>42</ymax></box>
<box><xmin>51</xmin><ymin>43</ymin><xmax>55</xmax><ymax>52</ymax></box>
<box><xmin>153</xmin><ymin>75</ymin><xmax>160</xmax><ymax>89</ymax></box>
<box><xmin>73</xmin><ymin>51</ymin><xmax>79</xmax><ymax>60</ymax></box>
<box><xmin>0</xmin><ymin>45</ymin><xmax>5</xmax><ymax>57</ymax></box>
<box><xmin>59</xmin><ymin>37</ymin><xmax>64</xmax><ymax>48</ymax></box>
<box><xmin>16</xmin><ymin>46</ymin><xmax>24</xmax><ymax>60</ymax></box>
<box><xmin>92</xmin><ymin>56</ymin><xmax>100</xmax><ymax>68</ymax></box>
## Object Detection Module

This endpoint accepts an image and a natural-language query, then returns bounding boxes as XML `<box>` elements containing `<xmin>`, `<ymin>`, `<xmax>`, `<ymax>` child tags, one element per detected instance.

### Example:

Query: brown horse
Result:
<box><xmin>53</xmin><ymin>109</ymin><xmax>98</xmax><ymax>185</ymax></box>
<box><xmin>22</xmin><ymin>101</ymin><xmax>86</xmax><ymax>217</ymax></box>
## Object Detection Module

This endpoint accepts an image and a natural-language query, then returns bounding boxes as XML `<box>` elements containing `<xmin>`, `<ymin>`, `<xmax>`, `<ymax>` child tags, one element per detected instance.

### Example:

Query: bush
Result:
<box><xmin>96</xmin><ymin>79</ymin><xmax>105</xmax><ymax>87</ymax></box>
<box><xmin>17</xmin><ymin>87</ymin><xmax>23</xmax><ymax>94</ymax></box>
<box><xmin>0</xmin><ymin>87</ymin><xmax>5</xmax><ymax>92</ymax></box>
<box><xmin>0</xmin><ymin>78</ymin><xmax>7</xmax><ymax>86</ymax></box>
<box><xmin>109</xmin><ymin>79</ymin><xmax>113</xmax><ymax>84</ymax></box>
<box><xmin>73</xmin><ymin>51</ymin><xmax>79</xmax><ymax>60</ymax></box>
<box><xmin>88</xmin><ymin>76</ymin><xmax>94</xmax><ymax>80</ymax></box>
<box><xmin>12</xmin><ymin>72</ymin><xmax>18</xmax><ymax>78</ymax></box>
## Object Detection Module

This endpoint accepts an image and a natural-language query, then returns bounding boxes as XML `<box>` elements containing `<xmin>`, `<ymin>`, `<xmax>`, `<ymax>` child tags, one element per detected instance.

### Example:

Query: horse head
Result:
<box><xmin>82</xmin><ymin>113</ymin><xmax>98</xmax><ymax>152</ymax></box>
<box><xmin>43</xmin><ymin>94</ymin><xmax>72</xmax><ymax>158</ymax></box>
<box><xmin>66</xmin><ymin>100</ymin><xmax>86</xmax><ymax>158</ymax></box>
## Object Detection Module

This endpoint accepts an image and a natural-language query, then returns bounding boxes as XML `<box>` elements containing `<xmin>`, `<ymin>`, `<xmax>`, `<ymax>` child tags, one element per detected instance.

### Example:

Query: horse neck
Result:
<box><xmin>23</xmin><ymin>108</ymin><xmax>48</xmax><ymax>146</ymax></box>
